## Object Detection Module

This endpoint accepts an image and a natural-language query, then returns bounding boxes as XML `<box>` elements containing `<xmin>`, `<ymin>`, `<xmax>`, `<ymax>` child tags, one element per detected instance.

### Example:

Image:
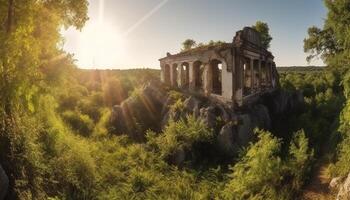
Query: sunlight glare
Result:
<box><xmin>76</xmin><ymin>20</ymin><xmax>126</xmax><ymax>68</ymax></box>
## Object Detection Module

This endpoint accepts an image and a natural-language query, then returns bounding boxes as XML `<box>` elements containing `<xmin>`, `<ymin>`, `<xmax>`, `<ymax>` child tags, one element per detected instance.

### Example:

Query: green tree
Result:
<box><xmin>0</xmin><ymin>0</ymin><xmax>88</xmax><ymax>197</ymax></box>
<box><xmin>182</xmin><ymin>39</ymin><xmax>196</xmax><ymax>51</ymax></box>
<box><xmin>252</xmin><ymin>21</ymin><xmax>273</xmax><ymax>49</ymax></box>
<box><xmin>304</xmin><ymin>0</ymin><xmax>350</xmax><ymax>69</ymax></box>
<box><xmin>304</xmin><ymin>0</ymin><xmax>350</xmax><ymax>180</ymax></box>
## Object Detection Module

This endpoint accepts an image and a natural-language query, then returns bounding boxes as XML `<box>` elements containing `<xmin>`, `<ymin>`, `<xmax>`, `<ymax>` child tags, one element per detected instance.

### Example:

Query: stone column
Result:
<box><xmin>204</xmin><ymin>63</ymin><xmax>211</xmax><ymax>95</ymax></box>
<box><xmin>250</xmin><ymin>58</ymin><xmax>254</xmax><ymax>93</ymax></box>
<box><xmin>160</xmin><ymin>65</ymin><xmax>164</xmax><ymax>83</ymax></box>
<box><xmin>178</xmin><ymin>64</ymin><xmax>183</xmax><ymax>87</ymax></box>
<box><xmin>258</xmin><ymin>60</ymin><xmax>262</xmax><ymax>91</ymax></box>
<box><xmin>267</xmin><ymin>62</ymin><xmax>272</xmax><ymax>87</ymax></box>
<box><xmin>239</xmin><ymin>58</ymin><xmax>244</xmax><ymax>99</ymax></box>
<box><xmin>189</xmin><ymin>62</ymin><xmax>195</xmax><ymax>91</ymax></box>
<box><xmin>171</xmin><ymin>64</ymin><xmax>177</xmax><ymax>87</ymax></box>
<box><xmin>170</xmin><ymin>64</ymin><xmax>173</xmax><ymax>86</ymax></box>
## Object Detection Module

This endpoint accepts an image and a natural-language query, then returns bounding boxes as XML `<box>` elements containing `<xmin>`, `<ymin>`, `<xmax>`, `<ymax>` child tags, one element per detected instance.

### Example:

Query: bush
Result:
<box><xmin>330</xmin><ymin>136</ymin><xmax>350</xmax><ymax>177</ymax></box>
<box><xmin>286</xmin><ymin>130</ymin><xmax>314</xmax><ymax>191</ymax></box>
<box><xmin>330</xmin><ymin>97</ymin><xmax>350</xmax><ymax>177</ymax></box>
<box><xmin>147</xmin><ymin>115</ymin><xmax>213</xmax><ymax>160</ymax></box>
<box><xmin>223</xmin><ymin>129</ymin><xmax>314</xmax><ymax>200</ymax></box>
<box><xmin>92</xmin><ymin>108</ymin><xmax>111</xmax><ymax>137</ymax></box>
<box><xmin>223</xmin><ymin>130</ymin><xmax>284</xmax><ymax>200</ymax></box>
<box><xmin>61</xmin><ymin>110</ymin><xmax>94</xmax><ymax>137</ymax></box>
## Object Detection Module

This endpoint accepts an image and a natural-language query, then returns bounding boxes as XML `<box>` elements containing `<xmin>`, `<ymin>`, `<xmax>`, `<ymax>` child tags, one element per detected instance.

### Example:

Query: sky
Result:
<box><xmin>62</xmin><ymin>0</ymin><xmax>327</xmax><ymax>69</ymax></box>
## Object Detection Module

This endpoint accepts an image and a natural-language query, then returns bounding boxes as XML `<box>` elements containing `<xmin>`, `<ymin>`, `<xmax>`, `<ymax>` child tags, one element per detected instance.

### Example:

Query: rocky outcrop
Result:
<box><xmin>330</xmin><ymin>177</ymin><xmax>342</xmax><ymax>189</ymax></box>
<box><xmin>110</xmin><ymin>81</ymin><xmax>166</xmax><ymax>141</ymax></box>
<box><xmin>0</xmin><ymin>165</ymin><xmax>8</xmax><ymax>200</ymax></box>
<box><xmin>262</xmin><ymin>89</ymin><xmax>304</xmax><ymax>116</ymax></box>
<box><xmin>217</xmin><ymin>123</ymin><xmax>239</xmax><ymax>157</ymax></box>
<box><xmin>110</xmin><ymin>82</ymin><xmax>304</xmax><ymax>161</ymax></box>
<box><xmin>336</xmin><ymin>173</ymin><xmax>350</xmax><ymax>200</ymax></box>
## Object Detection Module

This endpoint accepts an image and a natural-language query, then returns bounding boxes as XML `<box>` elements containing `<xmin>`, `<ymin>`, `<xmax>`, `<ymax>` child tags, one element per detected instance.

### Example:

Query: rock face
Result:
<box><xmin>0</xmin><ymin>165</ymin><xmax>8</xmax><ymax>200</ymax></box>
<box><xmin>217</xmin><ymin>123</ymin><xmax>238</xmax><ymax>157</ymax></box>
<box><xmin>110</xmin><ymin>81</ymin><xmax>304</xmax><ymax>161</ymax></box>
<box><xmin>110</xmin><ymin>81</ymin><xmax>166</xmax><ymax>141</ymax></box>
<box><xmin>330</xmin><ymin>177</ymin><xmax>342</xmax><ymax>189</ymax></box>
<box><xmin>262</xmin><ymin>90</ymin><xmax>304</xmax><ymax>117</ymax></box>
<box><xmin>337</xmin><ymin>173</ymin><xmax>350</xmax><ymax>200</ymax></box>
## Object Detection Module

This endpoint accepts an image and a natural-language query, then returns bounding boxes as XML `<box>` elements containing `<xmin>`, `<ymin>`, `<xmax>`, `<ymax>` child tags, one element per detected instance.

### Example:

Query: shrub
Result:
<box><xmin>92</xmin><ymin>108</ymin><xmax>111</xmax><ymax>137</ymax></box>
<box><xmin>61</xmin><ymin>110</ymin><xmax>94</xmax><ymax>137</ymax></box>
<box><xmin>223</xmin><ymin>130</ymin><xmax>284</xmax><ymax>200</ymax></box>
<box><xmin>102</xmin><ymin>78</ymin><xmax>127</xmax><ymax>106</ymax></box>
<box><xmin>147</xmin><ymin>115</ymin><xmax>213</xmax><ymax>160</ymax></box>
<box><xmin>331</xmin><ymin>98</ymin><xmax>350</xmax><ymax>177</ymax></box>
<box><xmin>330</xmin><ymin>136</ymin><xmax>350</xmax><ymax>177</ymax></box>
<box><xmin>223</xmin><ymin>129</ymin><xmax>314</xmax><ymax>200</ymax></box>
<box><xmin>286</xmin><ymin>130</ymin><xmax>314</xmax><ymax>191</ymax></box>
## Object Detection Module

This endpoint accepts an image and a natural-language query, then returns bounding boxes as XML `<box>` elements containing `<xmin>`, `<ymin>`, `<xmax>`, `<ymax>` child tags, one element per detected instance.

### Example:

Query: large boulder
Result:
<box><xmin>110</xmin><ymin>81</ymin><xmax>166</xmax><ymax>141</ymax></box>
<box><xmin>160</xmin><ymin>96</ymin><xmax>200</xmax><ymax>128</ymax></box>
<box><xmin>217</xmin><ymin>123</ymin><xmax>239</xmax><ymax>157</ymax></box>
<box><xmin>337</xmin><ymin>173</ymin><xmax>350</xmax><ymax>200</ymax></box>
<box><xmin>183</xmin><ymin>96</ymin><xmax>201</xmax><ymax>118</ymax></box>
<box><xmin>250</xmin><ymin>104</ymin><xmax>271</xmax><ymax>129</ymax></box>
<box><xmin>264</xmin><ymin>90</ymin><xmax>304</xmax><ymax>116</ymax></box>
<box><xmin>168</xmin><ymin>148</ymin><xmax>186</xmax><ymax>166</ymax></box>
<box><xmin>330</xmin><ymin>177</ymin><xmax>342</xmax><ymax>189</ymax></box>
<box><xmin>199</xmin><ymin>106</ymin><xmax>218</xmax><ymax>129</ymax></box>
<box><xmin>0</xmin><ymin>165</ymin><xmax>8</xmax><ymax>200</ymax></box>
<box><xmin>237</xmin><ymin>114</ymin><xmax>254</xmax><ymax>146</ymax></box>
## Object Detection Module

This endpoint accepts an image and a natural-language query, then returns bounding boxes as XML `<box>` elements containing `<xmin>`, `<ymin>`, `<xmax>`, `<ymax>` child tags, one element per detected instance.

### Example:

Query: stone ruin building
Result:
<box><xmin>159</xmin><ymin>27</ymin><xmax>279</xmax><ymax>108</ymax></box>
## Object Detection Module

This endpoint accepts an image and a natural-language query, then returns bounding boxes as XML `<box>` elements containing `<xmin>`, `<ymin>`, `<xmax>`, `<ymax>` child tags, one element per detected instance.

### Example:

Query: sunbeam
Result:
<box><xmin>123</xmin><ymin>0</ymin><xmax>170</xmax><ymax>36</ymax></box>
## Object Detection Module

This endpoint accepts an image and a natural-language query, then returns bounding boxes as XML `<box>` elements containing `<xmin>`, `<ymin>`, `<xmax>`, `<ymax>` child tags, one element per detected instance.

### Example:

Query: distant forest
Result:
<box><xmin>277</xmin><ymin>66</ymin><xmax>325</xmax><ymax>73</ymax></box>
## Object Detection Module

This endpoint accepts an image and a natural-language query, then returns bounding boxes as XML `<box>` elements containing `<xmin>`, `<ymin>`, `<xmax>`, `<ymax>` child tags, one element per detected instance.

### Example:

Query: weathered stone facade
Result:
<box><xmin>159</xmin><ymin>27</ymin><xmax>279</xmax><ymax>108</ymax></box>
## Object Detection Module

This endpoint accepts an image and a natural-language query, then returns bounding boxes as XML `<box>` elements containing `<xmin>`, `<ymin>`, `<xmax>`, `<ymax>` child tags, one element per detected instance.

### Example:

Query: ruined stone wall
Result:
<box><xmin>159</xmin><ymin>27</ymin><xmax>279</xmax><ymax>107</ymax></box>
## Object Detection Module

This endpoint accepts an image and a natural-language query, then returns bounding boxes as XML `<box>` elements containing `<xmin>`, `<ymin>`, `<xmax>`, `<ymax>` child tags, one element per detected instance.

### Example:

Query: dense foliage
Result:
<box><xmin>252</xmin><ymin>21</ymin><xmax>273</xmax><ymax>49</ymax></box>
<box><xmin>0</xmin><ymin>62</ymin><xmax>325</xmax><ymax>199</ymax></box>
<box><xmin>303</xmin><ymin>0</ymin><xmax>350</xmax><ymax>184</ymax></box>
<box><xmin>223</xmin><ymin>130</ymin><xmax>313</xmax><ymax>200</ymax></box>
<box><xmin>3</xmin><ymin>0</ymin><xmax>350</xmax><ymax>199</ymax></box>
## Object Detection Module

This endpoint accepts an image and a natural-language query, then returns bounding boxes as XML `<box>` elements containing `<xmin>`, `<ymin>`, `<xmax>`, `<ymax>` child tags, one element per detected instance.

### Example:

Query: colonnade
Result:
<box><xmin>242</xmin><ymin>56</ymin><xmax>274</xmax><ymax>96</ymax></box>
<box><xmin>161</xmin><ymin>59</ymin><xmax>225</xmax><ymax>96</ymax></box>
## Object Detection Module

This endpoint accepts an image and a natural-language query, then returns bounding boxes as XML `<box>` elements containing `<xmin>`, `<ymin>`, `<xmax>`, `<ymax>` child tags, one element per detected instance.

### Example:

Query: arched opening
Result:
<box><xmin>164</xmin><ymin>64</ymin><xmax>170</xmax><ymax>84</ymax></box>
<box><xmin>172</xmin><ymin>63</ymin><xmax>178</xmax><ymax>87</ymax></box>
<box><xmin>243</xmin><ymin>57</ymin><xmax>252</xmax><ymax>96</ymax></box>
<box><xmin>193</xmin><ymin>61</ymin><xmax>204</xmax><ymax>91</ymax></box>
<box><xmin>210</xmin><ymin>59</ymin><xmax>222</xmax><ymax>95</ymax></box>
<box><xmin>181</xmin><ymin>62</ymin><xmax>190</xmax><ymax>88</ymax></box>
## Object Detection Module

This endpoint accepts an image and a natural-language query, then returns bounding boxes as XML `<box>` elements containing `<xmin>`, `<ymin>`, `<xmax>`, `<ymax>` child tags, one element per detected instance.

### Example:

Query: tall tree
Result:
<box><xmin>182</xmin><ymin>39</ymin><xmax>196</xmax><ymax>51</ymax></box>
<box><xmin>0</xmin><ymin>0</ymin><xmax>88</xmax><ymax>197</ymax></box>
<box><xmin>304</xmin><ymin>0</ymin><xmax>350</xmax><ymax>69</ymax></box>
<box><xmin>252</xmin><ymin>21</ymin><xmax>273</xmax><ymax>49</ymax></box>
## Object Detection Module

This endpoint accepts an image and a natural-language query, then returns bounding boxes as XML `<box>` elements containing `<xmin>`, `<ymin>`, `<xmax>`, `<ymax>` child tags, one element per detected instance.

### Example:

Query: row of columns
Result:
<box><xmin>243</xmin><ymin>56</ymin><xmax>274</xmax><ymax>96</ymax></box>
<box><xmin>162</xmin><ymin>60</ymin><xmax>223</xmax><ymax>95</ymax></box>
<box><xmin>161</xmin><ymin>56</ymin><xmax>276</xmax><ymax>103</ymax></box>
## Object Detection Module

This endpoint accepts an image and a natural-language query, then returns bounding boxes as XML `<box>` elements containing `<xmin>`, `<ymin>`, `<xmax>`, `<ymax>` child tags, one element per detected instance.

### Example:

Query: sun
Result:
<box><xmin>75</xmin><ymin>20</ymin><xmax>126</xmax><ymax>68</ymax></box>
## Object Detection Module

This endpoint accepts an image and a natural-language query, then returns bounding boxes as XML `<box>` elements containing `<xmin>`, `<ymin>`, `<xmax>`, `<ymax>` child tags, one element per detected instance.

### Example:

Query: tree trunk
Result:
<box><xmin>4</xmin><ymin>0</ymin><xmax>14</xmax><ymax>115</ymax></box>
<box><xmin>6</xmin><ymin>0</ymin><xmax>14</xmax><ymax>34</ymax></box>
<box><xmin>0</xmin><ymin>0</ymin><xmax>16</xmax><ymax>199</ymax></box>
